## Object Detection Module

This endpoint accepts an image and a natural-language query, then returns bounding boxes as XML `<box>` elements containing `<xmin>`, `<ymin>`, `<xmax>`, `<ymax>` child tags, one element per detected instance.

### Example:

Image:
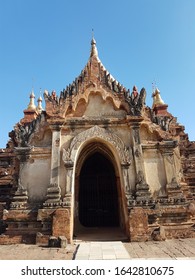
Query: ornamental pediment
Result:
<box><xmin>44</xmin><ymin>38</ymin><xmax>146</xmax><ymax>119</ymax></box>
<box><xmin>63</xmin><ymin>125</ymin><xmax>131</xmax><ymax>165</ymax></box>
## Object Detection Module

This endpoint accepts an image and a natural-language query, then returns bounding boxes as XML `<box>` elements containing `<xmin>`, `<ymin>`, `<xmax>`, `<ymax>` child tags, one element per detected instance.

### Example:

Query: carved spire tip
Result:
<box><xmin>90</xmin><ymin>30</ymin><xmax>98</xmax><ymax>58</ymax></box>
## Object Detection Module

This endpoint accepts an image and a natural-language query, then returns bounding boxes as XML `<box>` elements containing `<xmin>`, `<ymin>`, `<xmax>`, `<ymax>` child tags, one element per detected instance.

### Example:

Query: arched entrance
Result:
<box><xmin>79</xmin><ymin>152</ymin><xmax>119</xmax><ymax>227</ymax></box>
<box><xmin>73</xmin><ymin>140</ymin><xmax>128</xmax><ymax>241</ymax></box>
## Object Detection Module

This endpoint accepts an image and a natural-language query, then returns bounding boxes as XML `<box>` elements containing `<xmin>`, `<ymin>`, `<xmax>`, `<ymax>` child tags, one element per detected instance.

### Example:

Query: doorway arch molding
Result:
<box><xmin>75</xmin><ymin>141</ymin><xmax>117</xmax><ymax>177</ymax></box>
<box><xmin>65</xmin><ymin>125</ymin><xmax>132</xmax><ymax>166</ymax></box>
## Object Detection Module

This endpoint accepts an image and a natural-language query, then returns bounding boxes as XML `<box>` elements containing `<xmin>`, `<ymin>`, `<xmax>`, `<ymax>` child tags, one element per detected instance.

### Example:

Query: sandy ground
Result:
<box><xmin>0</xmin><ymin>243</ymin><xmax>77</xmax><ymax>260</ymax></box>
<box><xmin>123</xmin><ymin>238</ymin><xmax>195</xmax><ymax>259</ymax></box>
<box><xmin>0</xmin><ymin>238</ymin><xmax>195</xmax><ymax>260</ymax></box>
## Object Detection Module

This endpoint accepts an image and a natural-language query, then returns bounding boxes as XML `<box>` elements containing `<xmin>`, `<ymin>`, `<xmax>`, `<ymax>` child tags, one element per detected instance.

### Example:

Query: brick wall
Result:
<box><xmin>52</xmin><ymin>208</ymin><xmax>71</xmax><ymax>242</ymax></box>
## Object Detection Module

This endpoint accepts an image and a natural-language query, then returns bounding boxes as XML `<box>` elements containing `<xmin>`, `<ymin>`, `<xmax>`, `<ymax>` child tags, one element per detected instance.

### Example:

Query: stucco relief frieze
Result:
<box><xmin>134</xmin><ymin>148</ymin><xmax>141</xmax><ymax>158</ymax></box>
<box><xmin>63</xmin><ymin>125</ymin><xmax>131</xmax><ymax>165</ymax></box>
<box><xmin>166</xmin><ymin>154</ymin><xmax>174</xmax><ymax>165</ymax></box>
<box><xmin>133</xmin><ymin>127</ymin><xmax>140</xmax><ymax>144</ymax></box>
<box><xmin>62</xmin><ymin>147</ymin><xmax>71</xmax><ymax>163</ymax></box>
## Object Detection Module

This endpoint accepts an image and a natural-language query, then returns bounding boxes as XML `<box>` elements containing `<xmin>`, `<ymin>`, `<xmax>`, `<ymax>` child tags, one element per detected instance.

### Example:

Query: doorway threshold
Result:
<box><xmin>74</xmin><ymin>227</ymin><xmax>128</xmax><ymax>242</ymax></box>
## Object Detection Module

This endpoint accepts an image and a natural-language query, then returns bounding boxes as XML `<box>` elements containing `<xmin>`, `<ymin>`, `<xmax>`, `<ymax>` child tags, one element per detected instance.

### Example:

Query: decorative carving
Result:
<box><xmin>124</xmin><ymin>147</ymin><xmax>131</xmax><ymax>165</ymax></box>
<box><xmin>98</xmin><ymin>111</ymin><xmax>126</xmax><ymax>118</ymax></box>
<box><xmin>62</xmin><ymin>196</ymin><xmax>72</xmax><ymax>207</ymax></box>
<box><xmin>55</xmin><ymin>138</ymin><xmax>60</xmax><ymax>147</ymax></box>
<box><xmin>9</xmin><ymin>115</ymin><xmax>42</xmax><ymax>147</ymax></box>
<box><xmin>122</xmin><ymin>164</ymin><xmax>131</xmax><ymax>193</ymax></box>
<box><xmin>44</xmin><ymin>90</ymin><xmax>59</xmax><ymax>104</ymax></box>
<box><xmin>69</xmin><ymin>125</ymin><xmax>131</xmax><ymax>165</ymax></box>
<box><xmin>112</xmin><ymin>80</ymin><xmax>119</xmax><ymax>93</ymax></box>
<box><xmin>43</xmin><ymin>183</ymin><xmax>61</xmax><ymax>208</ymax></box>
<box><xmin>166</xmin><ymin>177</ymin><xmax>183</xmax><ymax>199</ymax></box>
<box><xmin>44</xmin><ymin>45</ymin><xmax>146</xmax><ymax>119</ymax></box>
<box><xmin>134</xmin><ymin>148</ymin><xmax>141</xmax><ymax>158</ymax></box>
<box><xmin>62</xmin><ymin>148</ymin><xmax>71</xmax><ymax>162</ymax></box>
<box><xmin>10</xmin><ymin>179</ymin><xmax>28</xmax><ymax>209</ymax></box>
<box><xmin>62</xmin><ymin>148</ymin><xmax>73</xmax><ymax>168</ymax></box>
<box><xmin>14</xmin><ymin>146</ymin><xmax>33</xmax><ymax>162</ymax></box>
<box><xmin>133</xmin><ymin>127</ymin><xmax>140</xmax><ymax>144</ymax></box>
<box><xmin>136</xmin><ymin>170</ymin><xmax>145</xmax><ymax>184</ymax></box>
<box><xmin>106</xmin><ymin>74</ymin><xmax>113</xmax><ymax>90</ymax></box>
<box><xmin>135</xmin><ymin>171</ymin><xmax>151</xmax><ymax>201</ymax></box>
<box><xmin>166</xmin><ymin>155</ymin><xmax>174</xmax><ymax>165</ymax></box>
<box><xmin>125</xmin><ymin>87</ymin><xmax>146</xmax><ymax>116</ymax></box>
<box><xmin>152</xmin><ymin>115</ymin><xmax>172</xmax><ymax>131</ymax></box>
<box><xmin>139</xmin><ymin>87</ymin><xmax>146</xmax><ymax>106</ymax></box>
<box><xmin>62</xmin><ymin>148</ymin><xmax>73</xmax><ymax>200</ymax></box>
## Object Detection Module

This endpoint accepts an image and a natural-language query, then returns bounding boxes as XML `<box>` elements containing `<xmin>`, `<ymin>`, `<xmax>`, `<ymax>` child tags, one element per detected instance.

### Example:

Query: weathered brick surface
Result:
<box><xmin>3</xmin><ymin>209</ymin><xmax>37</xmax><ymax>221</ymax></box>
<box><xmin>0</xmin><ymin>235</ymin><xmax>23</xmax><ymax>245</ymax></box>
<box><xmin>36</xmin><ymin>233</ymin><xmax>50</xmax><ymax>246</ymax></box>
<box><xmin>129</xmin><ymin>205</ymin><xmax>194</xmax><ymax>241</ymax></box>
<box><xmin>52</xmin><ymin>208</ymin><xmax>71</xmax><ymax>242</ymax></box>
<box><xmin>0</xmin><ymin>234</ymin><xmax>36</xmax><ymax>245</ymax></box>
<box><xmin>129</xmin><ymin>207</ymin><xmax>149</xmax><ymax>242</ymax></box>
<box><xmin>37</xmin><ymin>208</ymin><xmax>55</xmax><ymax>222</ymax></box>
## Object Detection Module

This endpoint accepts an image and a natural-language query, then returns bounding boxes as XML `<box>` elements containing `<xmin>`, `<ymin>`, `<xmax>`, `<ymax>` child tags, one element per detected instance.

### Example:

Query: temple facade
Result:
<box><xmin>0</xmin><ymin>38</ymin><xmax>195</xmax><ymax>244</ymax></box>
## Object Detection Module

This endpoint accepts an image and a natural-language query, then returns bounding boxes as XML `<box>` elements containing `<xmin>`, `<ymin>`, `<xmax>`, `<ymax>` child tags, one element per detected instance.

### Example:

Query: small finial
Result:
<box><xmin>27</xmin><ymin>90</ymin><xmax>36</xmax><ymax>110</ymax></box>
<box><xmin>37</xmin><ymin>95</ymin><xmax>43</xmax><ymax>114</ymax></box>
<box><xmin>152</xmin><ymin>87</ymin><xmax>165</xmax><ymax>108</ymax></box>
<box><xmin>90</xmin><ymin>30</ymin><xmax>98</xmax><ymax>58</ymax></box>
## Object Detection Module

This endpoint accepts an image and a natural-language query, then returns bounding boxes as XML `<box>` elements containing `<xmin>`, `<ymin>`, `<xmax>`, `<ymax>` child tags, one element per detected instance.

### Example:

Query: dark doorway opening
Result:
<box><xmin>79</xmin><ymin>152</ymin><xmax>119</xmax><ymax>227</ymax></box>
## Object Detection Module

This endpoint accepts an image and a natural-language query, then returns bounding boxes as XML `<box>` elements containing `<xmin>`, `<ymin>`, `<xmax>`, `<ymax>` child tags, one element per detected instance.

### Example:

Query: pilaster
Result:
<box><xmin>121</xmin><ymin>162</ymin><xmax>134</xmax><ymax>207</ymax></box>
<box><xmin>62</xmin><ymin>148</ymin><xmax>74</xmax><ymax>207</ymax></box>
<box><xmin>10</xmin><ymin>147</ymin><xmax>32</xmax><ymax>209</ymax></box>
<box><xmin>159</xmin><ymin>141</ymin><xmax>183</xmax><ymax>198</ymax></box>
<box><xmin>44</xmin><ymin>124</ymin><xmax>62</xmax><ymax>207</ymax></box>
<box><xmin>128</xmin><ymin>118</ymin><xmax>151</xmax><ymax>201</ymax></box>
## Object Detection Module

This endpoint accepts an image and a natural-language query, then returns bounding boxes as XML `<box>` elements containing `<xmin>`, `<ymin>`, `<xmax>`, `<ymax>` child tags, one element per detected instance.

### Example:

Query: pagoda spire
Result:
<box><xmin>90</xmin><ymin>33</ymin><xmax>98</xmax><ymax>58</ymax></box>
<box><xmin>152</xmin><ymin>87</ymin><xmax>168</xmax><ymax>116</ymax></box>
<box><xmin>21</xmin><ymin>90</ymin><xmax>38</xmax><ymax>124</ymax></box>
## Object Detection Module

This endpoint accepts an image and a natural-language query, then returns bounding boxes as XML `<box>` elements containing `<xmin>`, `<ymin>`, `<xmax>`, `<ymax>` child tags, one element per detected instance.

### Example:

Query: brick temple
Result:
<box><xmin>0</xmin><ymin>38</ymin><xmax>195</xmax><ymax>244</ymax></box>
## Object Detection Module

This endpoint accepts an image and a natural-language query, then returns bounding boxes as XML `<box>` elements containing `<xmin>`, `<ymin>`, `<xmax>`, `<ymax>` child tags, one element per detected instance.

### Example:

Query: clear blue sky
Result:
<box><xmin>0</xmin><ymin>0</ymin><xmax>195</xmax><ymax>147</ymax></box>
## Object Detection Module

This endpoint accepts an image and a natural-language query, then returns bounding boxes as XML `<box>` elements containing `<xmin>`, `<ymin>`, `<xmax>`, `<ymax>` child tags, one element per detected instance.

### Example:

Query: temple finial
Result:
<box><xmin>90</xmin><ymin>30</ymin><xmax>98</xmax><ymax>58</ymax></box>
<box><xmin>36</xmin><ymin>88</ymin><xmax>43</xmax><ymax>114</ymax></box>
<box><xmin>27</xmin><ymin>90</ymin><xmax>36</xmax><ymax>110</ymax></box>
<box><xmin>152</xmin><ymin>87</ymin><xmax>165</xmax><ymax>108</ymax></box>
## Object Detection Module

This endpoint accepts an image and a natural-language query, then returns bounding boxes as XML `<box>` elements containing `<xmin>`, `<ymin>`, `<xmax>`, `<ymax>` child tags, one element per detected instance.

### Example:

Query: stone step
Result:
<box><xmin>74</xmin><ymin>241</ymin><xmax>130</xmax><ymax>260</ymax></box>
